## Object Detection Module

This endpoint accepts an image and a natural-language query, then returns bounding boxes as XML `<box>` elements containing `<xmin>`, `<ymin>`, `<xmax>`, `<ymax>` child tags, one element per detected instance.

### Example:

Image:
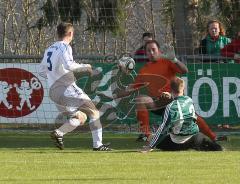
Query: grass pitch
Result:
<box><xmin>0</xmin><ymin>132</ymin><xmax>239</xmax><ymax>184</ymax></box>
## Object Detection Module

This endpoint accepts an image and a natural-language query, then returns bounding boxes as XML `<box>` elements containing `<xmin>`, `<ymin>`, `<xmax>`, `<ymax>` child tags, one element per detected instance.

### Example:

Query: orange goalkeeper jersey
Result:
<box><xmin>134</xmin><ymin>58</ymin><xmax>183</xmax><ymax>97</ymax></box>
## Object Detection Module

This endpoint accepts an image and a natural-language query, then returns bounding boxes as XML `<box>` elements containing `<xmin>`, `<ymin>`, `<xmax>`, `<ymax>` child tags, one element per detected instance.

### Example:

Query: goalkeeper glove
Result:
<box><xmin>160</xmin><ymin>44</ymin><xmax>178</xmax><ymax>63</ymax></box>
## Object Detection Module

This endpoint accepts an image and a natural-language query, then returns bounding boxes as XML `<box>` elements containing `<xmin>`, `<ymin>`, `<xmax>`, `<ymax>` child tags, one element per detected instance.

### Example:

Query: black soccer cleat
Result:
<box><xmin>50</xmin><ymin>131</ymin><xmax>64</xmax><ymax>150</ymax></box>
<box><xmin>212</xmin><ymin>142</ymin><xmax>223</xmax><ymax>151</ymax></box>
<box><xmin>93</xmin><ymin>143</ymin><xmax>112</xmax><ymax>151</ymax></box>
<box><xmin>201</xmin><ymin>139</ymin><xmax>223</xmax><ymax>151</ymax></box>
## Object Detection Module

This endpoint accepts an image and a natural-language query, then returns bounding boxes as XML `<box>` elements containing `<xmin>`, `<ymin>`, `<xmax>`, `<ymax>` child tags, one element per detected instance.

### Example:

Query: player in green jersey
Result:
<box><xmin>141</xmin><ymin>77</ymin><xmax>222</xmax><ymax>152</ymax></box>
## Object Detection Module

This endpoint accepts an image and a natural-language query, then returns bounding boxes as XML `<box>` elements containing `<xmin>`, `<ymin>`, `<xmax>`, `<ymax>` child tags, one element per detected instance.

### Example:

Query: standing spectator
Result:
<box><xmin>133</xmin><ymin>32</ymin><xmax>154</xmax><ymax>63</ymax></box>
<box><xmin>140</xmin><ymin>77</ymin><xmax>222</xmax><ymax>153</ymax></box>
<box><xmin>221</xmin><ymin>31</ymin><xmax>240</xmax><ymax>63</ymax></box>
<box><xmin>199</xmin><ymin>20</ymin><xmax>231</xmax><ymax>62</ymax></box>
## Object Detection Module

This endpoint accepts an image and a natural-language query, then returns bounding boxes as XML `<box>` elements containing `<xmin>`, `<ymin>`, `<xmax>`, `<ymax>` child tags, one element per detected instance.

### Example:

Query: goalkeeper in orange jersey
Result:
<box><xmin>133</xmin><ymin>40</ymin><xmax>220</xmax><ymax>142</ymax></box>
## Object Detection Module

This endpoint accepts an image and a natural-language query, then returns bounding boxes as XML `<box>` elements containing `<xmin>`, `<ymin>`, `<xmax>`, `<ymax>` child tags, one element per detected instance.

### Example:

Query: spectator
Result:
<box><xmin>221</xmin><ymin>31</ymin><xmax>240</xmax><ymax>63</ymax></box>
<box><xmin>133</xmin><ymin>32</ymin><xmax>154</xmax><ymax>63</ymax></box>
<box><xmin>140</xmin><ymin>77</ymin><xmax>223</xmax><ymax>153</ymax></box>
<box><xmin>199</xmin><ymin>20</ymin><xmax>231</xmax><ymax>62</ymax></box>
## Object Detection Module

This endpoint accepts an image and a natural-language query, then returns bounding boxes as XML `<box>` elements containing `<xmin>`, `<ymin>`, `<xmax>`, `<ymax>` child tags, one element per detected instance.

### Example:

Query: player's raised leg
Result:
<box><xmin>51</xmin><ymin>109</ymin><xmax>87</xmax><ymax>150</ymax></box>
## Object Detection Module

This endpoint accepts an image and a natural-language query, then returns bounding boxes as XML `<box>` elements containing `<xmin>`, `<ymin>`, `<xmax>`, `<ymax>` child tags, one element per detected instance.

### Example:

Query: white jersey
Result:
<box><xmin>39</xmin><ymin>41</ymin><xmax>90</xmax><ymax>88</ymax></box>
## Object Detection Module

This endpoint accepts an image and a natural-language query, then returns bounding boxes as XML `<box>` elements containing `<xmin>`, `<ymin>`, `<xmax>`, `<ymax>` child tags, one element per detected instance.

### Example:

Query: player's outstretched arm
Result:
<box><xmin>69</xmin><ymin>63</ymin><xmax>93</xmax><ymax>75</ymax></box>
<box><xmin>96</xmin><ymin>85</ymin><xmax>135</xmax><ymax>100</ymax></box>
<box><xmin>160</xmin><ymin>44</ymin><xmax>188</xmax><ymax>74</ymax></box>
<box><xmin>96</xmin><ymin>82</ymin><xmax>147</xmax><ymax>100</ymax></box>
<box><xmin>61</xmin><ymin>46</ymin><xmax>93</xmax><ymax>75</ymax></box>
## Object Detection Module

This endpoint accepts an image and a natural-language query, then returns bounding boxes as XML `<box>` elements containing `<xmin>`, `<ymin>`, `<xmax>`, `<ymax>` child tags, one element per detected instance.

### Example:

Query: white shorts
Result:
<box><xmin>50</xmin><ymin>82</ymin><xmax>92</xmax><ymax>114</ymax></box>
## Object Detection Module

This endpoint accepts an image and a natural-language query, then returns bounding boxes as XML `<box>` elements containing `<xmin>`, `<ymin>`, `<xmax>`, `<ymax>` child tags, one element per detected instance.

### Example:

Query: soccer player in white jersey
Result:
<box><xmin>39</xmin><ymin>22</ymin><xmax>111</xmax><ymax>151</ymax></box>
<box><xmin>141</xmin><ymin>77</ymin><xmax>222</xmax><ymax>153</ymax></box>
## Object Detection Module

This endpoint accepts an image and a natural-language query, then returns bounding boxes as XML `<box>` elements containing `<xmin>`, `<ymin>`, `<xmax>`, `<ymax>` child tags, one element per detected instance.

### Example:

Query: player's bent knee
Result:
<box><xmin>86</xmin><ymin>108</ymin><xmax>101</xmax><ymax>130</ymax></box>
<box><xmin>75</xmin><ymin>111</ymin><xmax>87</xmax><ymax>125</ymax></box>
<box><xmin>89</xmin><ymin>109</ymin><xmax>100</xmax><ymax>120</ymax></box>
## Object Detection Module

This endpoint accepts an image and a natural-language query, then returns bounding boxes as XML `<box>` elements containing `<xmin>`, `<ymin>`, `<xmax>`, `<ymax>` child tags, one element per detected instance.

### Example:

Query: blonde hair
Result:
<box><xmin>170</xmin><ymin>77</ymin><xmax>184</xmax><ymax>94</ymax></box>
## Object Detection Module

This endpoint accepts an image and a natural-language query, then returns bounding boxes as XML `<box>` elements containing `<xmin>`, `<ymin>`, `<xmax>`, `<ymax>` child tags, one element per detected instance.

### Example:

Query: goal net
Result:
<box><xmin>0</xmin><ymin>0</ymin><xmax>240</xmax><ymax>132</ymax></box>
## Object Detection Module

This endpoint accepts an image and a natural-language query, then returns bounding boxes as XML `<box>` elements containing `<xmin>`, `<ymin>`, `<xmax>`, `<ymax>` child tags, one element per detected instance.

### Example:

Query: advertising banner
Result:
<box><xmin>0</xmin><ymin>63</ymin><xmax>240</xmax><ymax>125</ymax></box>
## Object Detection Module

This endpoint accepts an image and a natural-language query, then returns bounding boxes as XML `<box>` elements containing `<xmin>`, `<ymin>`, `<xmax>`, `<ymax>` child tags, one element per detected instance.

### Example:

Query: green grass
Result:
<box><xmin>0</xmin><ymin>132</ymin><xmax>240</xmax><ymax>184</ymax></box>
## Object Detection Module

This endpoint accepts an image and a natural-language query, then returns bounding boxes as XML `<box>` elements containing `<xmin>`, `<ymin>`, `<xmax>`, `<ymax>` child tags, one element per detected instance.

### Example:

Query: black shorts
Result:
<box><xmin>155</xmin><ymin>133</ymin><xmax>222</xmax><ymax>151</ymax></box>
<box><xmin>151</xmin><ymin>108</ymin><xmax>165</xmax><ymax>116</ymax></box>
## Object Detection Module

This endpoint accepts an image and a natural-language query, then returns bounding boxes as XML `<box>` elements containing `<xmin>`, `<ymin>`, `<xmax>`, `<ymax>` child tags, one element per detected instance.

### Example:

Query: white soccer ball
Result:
<box><xmin>118</xmin><ymin>56</ymin><xmax>135</xmax><ymax>73</ymax></box>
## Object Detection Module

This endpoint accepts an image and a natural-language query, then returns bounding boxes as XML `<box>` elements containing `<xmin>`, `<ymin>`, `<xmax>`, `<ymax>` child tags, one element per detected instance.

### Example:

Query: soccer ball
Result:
<box><xmin>118</xmin><ymin>56</ymin><xmax>135</xmax><ymax>73</ymax></box>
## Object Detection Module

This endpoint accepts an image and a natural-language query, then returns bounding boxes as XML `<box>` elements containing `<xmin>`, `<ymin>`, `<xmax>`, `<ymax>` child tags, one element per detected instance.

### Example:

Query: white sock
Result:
<box><xmin>91</xmin><ymin>128</ymin><xmax>103</xmax><ymax>148</ymax></box>
<box><xmin>89</xmin><ymin>118</ymin><xmax>103</xmax><ymax>148</ymax></box>
<box><xmin>56</xmin><ymin>118</ymin><xmax>79</xmax><ymax>136</ymax></box>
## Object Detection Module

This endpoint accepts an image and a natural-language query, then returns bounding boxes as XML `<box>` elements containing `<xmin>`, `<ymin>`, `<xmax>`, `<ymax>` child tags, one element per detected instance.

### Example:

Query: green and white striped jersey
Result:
<box><xmin>150</xmin><ymin>95</ymin><xmax>199</xmax><ymax>147</ymax></box>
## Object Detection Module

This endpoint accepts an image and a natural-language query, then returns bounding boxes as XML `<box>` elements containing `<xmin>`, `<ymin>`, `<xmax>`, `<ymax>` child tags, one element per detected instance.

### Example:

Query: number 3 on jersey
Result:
<box><xmin>47</xmin><ymin>52</ymin><xmax>53</xmax><ymax>71</ymax></box>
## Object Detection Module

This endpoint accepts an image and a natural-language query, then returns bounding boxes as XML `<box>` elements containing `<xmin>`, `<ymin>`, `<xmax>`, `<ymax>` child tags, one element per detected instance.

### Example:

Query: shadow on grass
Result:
<box><xmin>1</xmin><ymin>132</ymin><xmax>239</xmax><ymax>151</ymax></box>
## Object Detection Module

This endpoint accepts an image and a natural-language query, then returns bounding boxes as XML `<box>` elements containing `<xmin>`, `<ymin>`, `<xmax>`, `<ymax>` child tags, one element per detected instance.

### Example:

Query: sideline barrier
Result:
<box><xmin>0</xmin><ymin>59</ymin><xmax>240</xmax><ymax>127</ymax></box>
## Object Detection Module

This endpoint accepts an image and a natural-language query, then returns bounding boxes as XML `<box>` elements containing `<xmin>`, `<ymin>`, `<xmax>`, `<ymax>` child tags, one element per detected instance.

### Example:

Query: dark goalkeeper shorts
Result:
<box><xmin>155</xmin><ymin>133</ymin><xmax>222</xmax><ymax>151</ymax></box>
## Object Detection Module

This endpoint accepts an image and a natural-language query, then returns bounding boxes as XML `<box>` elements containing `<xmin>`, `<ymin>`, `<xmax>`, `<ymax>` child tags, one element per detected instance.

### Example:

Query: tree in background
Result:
<box><xmin>160</xmin><ymin>0</ymin><xmax>240</xmax><ymax>55</ymax></box>
<box><xmin>36</xmin><ymin>0</ymin><xmax>134</xmax><ymax>55</ymax></box>
<box><xmin>215</xmin><ymin>0</ymin><xmax>240</xmax><ymax>38</ymax></box>
<box><xmin>37</xmin><ymin>0</ymin><xmax>132</xmax><ymax>35</ymax></box>
<box><xmin>0</xmin><ymin>0</ymin><xmax>240</xmax><ymax>56</ymax></box>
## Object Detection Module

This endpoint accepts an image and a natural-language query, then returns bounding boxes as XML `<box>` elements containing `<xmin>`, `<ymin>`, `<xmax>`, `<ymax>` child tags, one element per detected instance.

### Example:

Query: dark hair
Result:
<box><xmin>207</xmin><ymin>20</ymin><xmax>226</xmax><ymax>36</ymax></box>
<box><xmin>170</xmin><ymin>77</ymin><xmax>184</xmax><ymax>93</ymax></box>
<box><xmin>142</xmin><ymin>32</ymin><xmax>153</xmax><ymax>39</ymax></box>
<box><xmin>57</xmin><ymin>22</ymin><xmax>73</xmax><ymax>39</ymax></box>
<box><xmin>144</xmin><ymin>40</ymin><xmax>160</xmax><ymax>50</ymax></box>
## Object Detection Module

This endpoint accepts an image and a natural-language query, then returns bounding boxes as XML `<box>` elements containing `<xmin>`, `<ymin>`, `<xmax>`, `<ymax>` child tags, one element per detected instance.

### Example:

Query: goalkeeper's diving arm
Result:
<box><xmin>97</xmin><ymin>85</ymin><xmax>137</xmax><ymax>100</ymax></box>
<box><xmin>112</xmin><ymin>86</ymin><xmax>135</xmax><ymax>99</ymax></box>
